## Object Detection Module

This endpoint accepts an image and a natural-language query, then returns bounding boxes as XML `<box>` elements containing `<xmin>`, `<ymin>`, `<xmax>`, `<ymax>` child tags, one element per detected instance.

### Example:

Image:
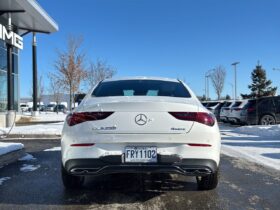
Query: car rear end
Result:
<box><xmin>228</xmin><ymin>100</ymin><xmax>248</xmax><ymax>124</ymax></box>
<box><xmin>240</xmin><ymin>99</ymin><xmax>258</xmax><ymax>125</ymax></box>
<box><xmin>61</xmin><ymin>78</ymin><xmax>221</xmax><ymax>190</ymax></box>
<box><xmin>220</xmin><ymin>101</ymin><xmax>234</xmax><ymax>122</ymax></box>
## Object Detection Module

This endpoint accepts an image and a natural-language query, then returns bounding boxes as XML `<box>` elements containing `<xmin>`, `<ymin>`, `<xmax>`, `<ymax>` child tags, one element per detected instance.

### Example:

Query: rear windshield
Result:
<box><xmin>92</xmin><ymin>80</ymin><xmax>191</xmax><ymax>98</ymax></box>
<box><xmin>207</xmin><ymin>102</ymin><xmax>219</xmax><ymax>107</ymax></box>
<box><xmin>243</xmin><ymin>100</ymin><xmax>256</xmax><ymax>109</ymax></box>
<box><xmin>232</xmin><ymin>101</ymin><xmax>242</xmax><ymax>107</ymax></box>
<box><xmin>222</xmin><ymin>102</ymin><xmax>232</xmax><ymax>107</ymax></box>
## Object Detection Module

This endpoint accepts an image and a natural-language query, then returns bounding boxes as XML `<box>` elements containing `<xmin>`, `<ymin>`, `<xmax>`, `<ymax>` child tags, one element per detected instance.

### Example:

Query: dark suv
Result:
<box><xmin>240</xmin><ymin>96</ymin><xmax>280</xmax><ymax>125</ymax></box>
<box><xmin>53</xmin><ymin>104</ymin><xmax>67</xmax><ymax>112</ymax></box>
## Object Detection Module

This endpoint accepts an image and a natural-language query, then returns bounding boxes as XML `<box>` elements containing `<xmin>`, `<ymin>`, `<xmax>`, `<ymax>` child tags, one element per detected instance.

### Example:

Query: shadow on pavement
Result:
<box><xmin>61</xmin><ymin>173</ymin><xmax>198</xmax><ymax>205</ymax></box>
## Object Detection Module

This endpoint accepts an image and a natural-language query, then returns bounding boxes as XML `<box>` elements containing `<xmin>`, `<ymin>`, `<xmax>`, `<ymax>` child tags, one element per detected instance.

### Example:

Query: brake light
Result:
<box><xmin>169</xmin><ymin>112</ymin><xmax>215</xmax><ymax>126</ymax></box>
<box><xmin>247</xmin><ymin>107</ymin><xmax>255</xmax><ymax>113</ymax></box>
<box><xmin>71</xmin><ymin>143</ymin><xmax>95</xmax><ymax>147</ymax></box>
<box><xmin>66</xmin><ymin>112</ymin><xmax>114</xmax><ymax>126</ymax></box>
<box><xmin>188</xmin><ymin>144</ymin><xmax>212</xmax><ymax>147</ymax></box>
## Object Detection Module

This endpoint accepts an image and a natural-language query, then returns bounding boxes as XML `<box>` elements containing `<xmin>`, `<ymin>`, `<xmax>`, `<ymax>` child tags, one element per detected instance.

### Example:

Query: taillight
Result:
<box><xmin>247</xmin><ymin>107</ymin><xmax>255</xmax><ymax>113</ymax></box>
<box><xmin>71</xmin><ymin>143</ymin><xmax>95</xmax><ymax>147</ymax></box>
<box><xmin>169</xmin><ymin>112</ymin><xmax>215</xmax><ymax>126</ymax></box>
<box><xmin>66</xmin><ymin>112</ymin><xmax>114</xmax><ymax>126</ymax></box>
<box><xmin>188</xmin><ymin>143</ymin><xmax>212</xmax><ymax>147</ymax></box>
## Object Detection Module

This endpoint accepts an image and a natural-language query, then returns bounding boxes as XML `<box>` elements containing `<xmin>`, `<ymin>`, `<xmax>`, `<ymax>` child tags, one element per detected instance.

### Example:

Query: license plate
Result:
<box><xmin>125</xmin><ymin>146</ymin><xmax>157</xmax><ymax>163</ymax></box>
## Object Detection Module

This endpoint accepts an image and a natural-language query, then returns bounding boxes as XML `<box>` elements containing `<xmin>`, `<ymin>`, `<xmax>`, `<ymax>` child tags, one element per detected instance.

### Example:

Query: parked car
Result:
<box><xmin>206</xmin><ymin>101</ymin><xmax>225</xmax><ymax>121</ymax></box>
<box><xmin>20</xmin><ymin>104</ymin><xmax>29</xmax><ymax>112</ymax></box>
<box><xmin>46</xmin><ymin>104</ymin><xmax>56</xmax><ymax>112</ymax></box>
<box><xmin>38</xmin><ymin>104</ymin><xmax>46</xmax><ymax>112</ymax></box>
<box><xmin>220</xmin><ymin>101</ymin><xmax>235</xmax><ymax>122</ymax></box>
<box><xmin>61</xmin><ymin>77</ymin><xmax>221</xmax><ymax>190</ymax></box>
<box><xmin>201</xmin><ymin>102</ymin><xmax>208</xmax><ymax>107</ymax></box>
<box><xmin>240</xmin><ymin>96</ymin><xmax>280</xmax><ymax>125</ymax></box>
<box><xmin>54</xmin><ymin>104</ymin><xmax>67</xmax><ymax>112</ymax></box>
<box><xmin>227</xmin><ymin>100</ymin><xmax>248</xmax><ymax>124</ymax></box>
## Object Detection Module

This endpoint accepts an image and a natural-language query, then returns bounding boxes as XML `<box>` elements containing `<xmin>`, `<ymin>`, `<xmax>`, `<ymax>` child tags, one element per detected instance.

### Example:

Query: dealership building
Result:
<box><xmin>0</xmin><ymin>0</ymin><xmax>58</xmax><ymax>127</ymax></box>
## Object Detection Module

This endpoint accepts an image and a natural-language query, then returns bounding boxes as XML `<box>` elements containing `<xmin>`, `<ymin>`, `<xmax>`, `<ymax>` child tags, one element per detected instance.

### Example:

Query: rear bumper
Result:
<box><xmin>64</xmin><ymin>155</ymin><xmax>218</xmax><ymax>177</ymax></box>
<box><xmin>240</xmin><ymin>115</ymin><xmax>258</xmax><ymax>125</ymax></box>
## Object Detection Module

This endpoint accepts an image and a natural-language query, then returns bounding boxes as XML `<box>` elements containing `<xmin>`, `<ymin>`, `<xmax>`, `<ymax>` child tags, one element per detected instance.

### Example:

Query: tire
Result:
<box><xmin>61</xmin><ymin>165</ymin><xmax>84</xmax><ymax>189</ymax></box>
<box><xmin>196</xmin><ymin>169</ymin><xmax>218</xmax><ymax>190</ymax></box>
<box><xmin>259</xmin><ymin>114</ymin><xmax>276</xmax><ymax>125</ymax></box>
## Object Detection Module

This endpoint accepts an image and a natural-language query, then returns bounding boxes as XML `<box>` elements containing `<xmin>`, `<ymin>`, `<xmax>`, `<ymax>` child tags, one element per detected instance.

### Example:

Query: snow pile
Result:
<box><xmin>21</xmin><ymin>112</ymin><xmax>67</xmax><ymax>122</ymax></box>
<box><xmin>0</xmin><ymin>142</ymin><xmax>24</xmax><ymax>156</ymax></box>
<box><xmin>0</xmin><ymin>177</ymin><xmax>11</xmax><ymax>185</ymax></box>
<box><xmin>18</xmin><ymin>154</ymin><xmax>36</xmax><ymax>161</ymax></box>
<box><xmin>44</xmin><ymin>147</ymin><xmax>61</xmax><ymax>151</ymax></box>
<box><xmin>0</xmin><ymin>122</ymin><xmax>63</xmax><ymax>136</ymax></box>
<box><xmin>20</xmin><ymin>164</ymin><xmax>40</xmax><ymax>172</ymax></box>
<box><xmin>221</xmin><ymin>125</ymin><xmax>280</xmax><ymax>171</ymax></box>
<box><xmin>235</xmin><ymin>125</ymin><xmax>280</xmax><ymax>137</ymax></box>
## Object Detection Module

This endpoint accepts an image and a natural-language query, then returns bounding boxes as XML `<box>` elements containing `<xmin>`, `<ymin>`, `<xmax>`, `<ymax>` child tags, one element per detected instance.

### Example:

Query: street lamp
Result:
<box><xmin>229</xmin><ymin>83</ymin><xmax>234</xmax><ymax>99</ymax></box>
<box><xmin>231</xmin><ymin>62</ymin><xmax>240</xmax><ymax>100</ymax></box>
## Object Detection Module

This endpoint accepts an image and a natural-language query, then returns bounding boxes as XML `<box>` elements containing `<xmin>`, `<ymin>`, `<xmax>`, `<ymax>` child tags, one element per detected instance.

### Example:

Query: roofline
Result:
<box><xmin>26</xmin><ymin>0</ymin><xmax>58</xmax><ymax>32</ymax></box>
<box><xmin>103</xmin><ymin>76</ymin><xmax>179</xmax><ymax>83</ymax></box>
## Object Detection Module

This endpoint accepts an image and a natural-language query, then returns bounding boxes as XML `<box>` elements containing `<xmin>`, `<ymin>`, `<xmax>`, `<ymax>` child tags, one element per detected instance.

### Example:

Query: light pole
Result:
<box><xmin>229</xmin><ymin>83</ymin><xmax>234</xmax><ymax>99</ymax></box>
<box><xmin>231</xmin><ymin>62</ymin><xmax>240</xmax><ymax>100</ymax></box>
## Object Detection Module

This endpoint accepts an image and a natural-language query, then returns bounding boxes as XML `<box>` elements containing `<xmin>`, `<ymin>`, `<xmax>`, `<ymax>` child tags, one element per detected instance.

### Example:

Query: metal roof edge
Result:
<box><xmin>18</xmin><ymin>0</ymin><xmax>59</xmax><ymax>32</ymax></box>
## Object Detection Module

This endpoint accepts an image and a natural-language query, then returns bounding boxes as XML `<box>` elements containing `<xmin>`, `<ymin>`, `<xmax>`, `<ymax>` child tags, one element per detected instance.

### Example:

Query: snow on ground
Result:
<box><xmin>0</xmin><ymin>177</ymin><xmax>11</xmax><ymax>185</ymax></box>
<box><xmin>21</xmin><ymin>112</ymin><xmax>67</xmax><ymax>122</ymax></box>
<box><xmin>0</xmin><ymin>122</ymin><xmax>63</xmax><ymax>136</ymax></box>
<box><xmin>44</xmin><ymin>147</ymin><xmax>61</xmax><ymax>151</ymax></box>
<box><xmin>20</xmin><ymin>164</ymin><xmax>40</xmax><ymax>172</ymax></box>
<box><xmin>220</xmin><ymin>124</ymin><xmax>280</xmax><ymax>171</ymax></box>
<box><xmin>0</xmin><ymin>142</ymin><xmax>24</xmax><ymax>156</ymax></box>
<box><xmin>18</xmin><ymin>154</ymin><xmax>36</xmax><ymax>161</ymax></box>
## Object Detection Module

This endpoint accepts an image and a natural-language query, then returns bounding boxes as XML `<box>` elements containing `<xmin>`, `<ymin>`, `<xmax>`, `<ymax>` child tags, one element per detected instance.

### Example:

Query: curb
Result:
<box><xmin>0</xmin><ymin>149</ymin><xmax>25</xmax><ymax>168</ymax></box>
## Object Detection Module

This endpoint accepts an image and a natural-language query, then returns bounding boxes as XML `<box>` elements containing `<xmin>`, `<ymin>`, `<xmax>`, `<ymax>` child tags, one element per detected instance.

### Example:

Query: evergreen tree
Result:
<box><xmin>225</xmin><ymin>94</ymin><xmax>231</xmax><ymax>100</ymax></box>
<box><xmin>241</xmin><ymin>63</ymin><xmax>277</xmax><ymax>99</ymax></box>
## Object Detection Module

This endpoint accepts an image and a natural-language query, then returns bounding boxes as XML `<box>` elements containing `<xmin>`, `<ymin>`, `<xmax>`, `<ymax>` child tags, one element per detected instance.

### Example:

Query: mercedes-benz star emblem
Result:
<box><xmin>135</xmin><ymin>114</ymin><xmax>148</xmax><ymax>126</ymax></box>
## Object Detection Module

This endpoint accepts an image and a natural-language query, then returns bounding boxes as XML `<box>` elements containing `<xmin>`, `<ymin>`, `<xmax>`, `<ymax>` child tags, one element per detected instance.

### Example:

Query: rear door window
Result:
<box><xmin>258</xmin><ymin>99</ymin><xmax>273</xmax><ymax>111</ymax></box>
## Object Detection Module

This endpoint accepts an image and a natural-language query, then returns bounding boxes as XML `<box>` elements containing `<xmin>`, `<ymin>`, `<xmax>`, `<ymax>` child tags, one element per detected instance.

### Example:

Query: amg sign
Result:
<box><xmin>0</xmin><ymin>23</ymin><xmax>23</xmax><ymax>50</ymax></box>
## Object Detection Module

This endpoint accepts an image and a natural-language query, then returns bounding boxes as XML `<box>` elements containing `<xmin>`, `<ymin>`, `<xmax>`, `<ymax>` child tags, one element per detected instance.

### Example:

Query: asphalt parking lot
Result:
<box><xmin>0</xmin><ymin>139</ymin><xmax>280</xmax><ymax>210</ymax></box>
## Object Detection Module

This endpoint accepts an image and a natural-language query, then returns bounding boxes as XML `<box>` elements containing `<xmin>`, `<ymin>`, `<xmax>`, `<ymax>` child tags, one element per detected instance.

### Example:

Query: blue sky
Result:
<box><xmin>19</xmin><ymin>0</ymin><xmax>280</xmax><ymax>98</ymax></box>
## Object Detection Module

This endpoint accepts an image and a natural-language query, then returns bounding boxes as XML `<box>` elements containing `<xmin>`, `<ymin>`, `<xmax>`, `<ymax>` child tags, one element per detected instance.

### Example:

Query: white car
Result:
<box><xmin>61</xmin><ymin>77</ymin><xmax>221</xmax><ymax>190</ymax></box>
<box><xmin>46</xmin><ymin>104</ymin><xmax>56</xmax><ymax>112</ymax></box>
<box><xmin>220</xmin><ymin>101</ymin><xmax>235</xmax><ymax>122</ymax></box>
<box><xmin>227</xmin><ymin>100</ymin><xmax>248</xmax><ymax>124</ymax></box>
<box><xmin>20</xmin><ymin>104</ymin><xmax>29</xmax><ymax>112</ymax></box>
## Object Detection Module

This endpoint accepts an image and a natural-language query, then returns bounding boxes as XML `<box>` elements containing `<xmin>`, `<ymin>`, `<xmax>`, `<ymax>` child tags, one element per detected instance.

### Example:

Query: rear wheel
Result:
<box><xmin>61</xmin><ymin>165</ymin><xmax>84</xmax><ymax>189</ymax></box>
<box><xmin>196</xmin><ymin>169</ymin><xmax>218</xmax><ymax>190</ymax></box>
<box><xmin>260</xmin><ymin>115</ymin><xmax>275</xmax><ymax>125</ymax></box>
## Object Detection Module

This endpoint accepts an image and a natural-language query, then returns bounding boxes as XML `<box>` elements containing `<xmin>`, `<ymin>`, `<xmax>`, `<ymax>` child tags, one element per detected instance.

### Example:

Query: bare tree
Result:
<box><xmin>48</xmin><ymin>73</ymin><xmax>63</xmax><ymax>113</ymax></box>
<box><xmin>87</xmin><ymin>59</ymin><xmax>116</xmax><ymax>89</ymax></box>
<box><xmin>53</xmin><ymin>36</ymin><xmax>87</xmax><ymax>110</ymax></box>
<box><xmin>210</xmin><ymin>66</ymin><xmax>226</xmax><ymax>100</ymax></box>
